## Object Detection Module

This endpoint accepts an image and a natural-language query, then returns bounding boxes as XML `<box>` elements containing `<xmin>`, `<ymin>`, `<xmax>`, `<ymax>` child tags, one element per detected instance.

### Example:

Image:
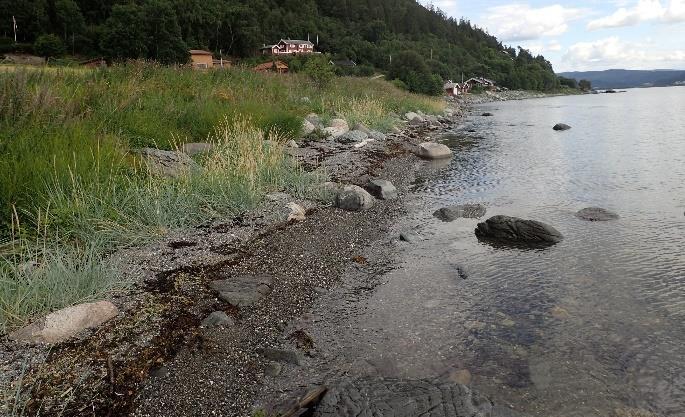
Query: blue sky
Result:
<box><xmin>423</xmin><ymin>0</ymin><xmax>685</xmax><ymax>72</ymax></box>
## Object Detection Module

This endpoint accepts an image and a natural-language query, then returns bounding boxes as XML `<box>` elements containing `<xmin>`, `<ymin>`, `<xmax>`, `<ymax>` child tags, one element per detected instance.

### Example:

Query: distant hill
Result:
<box><xmin>559</xmin><ymin>69</ymin><xmax>685</xmax><ymax>89</ymax></box>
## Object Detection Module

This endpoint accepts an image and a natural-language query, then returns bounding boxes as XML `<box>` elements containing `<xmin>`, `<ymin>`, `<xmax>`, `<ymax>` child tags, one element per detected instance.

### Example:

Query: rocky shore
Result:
<box><xmin>1</xmin><ymin>89</ymin><xmax>572</xmax><ymax>416</ymax></box>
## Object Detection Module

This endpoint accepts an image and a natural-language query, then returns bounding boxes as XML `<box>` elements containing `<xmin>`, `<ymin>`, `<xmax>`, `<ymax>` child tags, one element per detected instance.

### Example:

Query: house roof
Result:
<box><xmin>189</xmin><ymin>50</ymin><xmax>212</xmax><ymax>56</ymax></box>
<box><xmin>280</xmin><ymin>39</ymin><xmax>314</xmax><ymax>46</ymax></box>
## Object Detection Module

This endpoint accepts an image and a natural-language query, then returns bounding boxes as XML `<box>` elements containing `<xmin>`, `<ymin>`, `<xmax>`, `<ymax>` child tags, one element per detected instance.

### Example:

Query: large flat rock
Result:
<box><xmin>210</xmin><ymin>275</ymin><xmax>274</xmax><ymax>307</ymax></box>
<box><xmin>313</xmin><ymin>377</ymin><xmax>493</xmax><ymax>417</ymax></box>
<box><xmin>10</xmin><ymin>301</ymin><xmax>119</xmax><ymax>344</ymax></box>
<box><xmin>475</xmin><ymin>215</ymin><xmax>563</xmax><ymax>246</ymax></box>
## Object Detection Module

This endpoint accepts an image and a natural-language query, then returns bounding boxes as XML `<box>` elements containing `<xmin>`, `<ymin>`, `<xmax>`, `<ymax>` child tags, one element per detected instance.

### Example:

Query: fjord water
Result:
<box><xmin>315</xmin><ymin>87</ymin><xmax>684</xmax><ymax>416</ymax></box>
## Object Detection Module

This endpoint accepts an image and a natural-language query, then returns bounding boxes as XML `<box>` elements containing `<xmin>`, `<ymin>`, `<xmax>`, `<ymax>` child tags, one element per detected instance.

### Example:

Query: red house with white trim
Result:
<box><xmin>260</xmin><ymin>39</ymin><xmax>315</xmax><ymax>55</ymax></box>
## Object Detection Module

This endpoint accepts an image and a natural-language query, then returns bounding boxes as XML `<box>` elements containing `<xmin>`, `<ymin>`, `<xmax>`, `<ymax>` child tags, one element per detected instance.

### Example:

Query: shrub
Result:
<box><xmin>33</xmin><ymin>34</ymin><xmax>65</xmax><ymax>58</ymax></box>
<box><xmin>303</xmin><ymin>56</ymin><xmax>335</xmax><ymax>89</ymax></box>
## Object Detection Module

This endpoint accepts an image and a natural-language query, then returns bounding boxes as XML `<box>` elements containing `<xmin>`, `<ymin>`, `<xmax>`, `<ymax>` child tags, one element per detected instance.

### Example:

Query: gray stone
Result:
<box><xmin>365</xmin><ymin>179</ymin><xmax>398</xmax><ymax>200</ymax></box>
<box><xmin>475</xmin><ymin>215</ymin><xmax>563</xmax><ymax>245</ymax></box>
<box><xmin>482</xmin><ymin>112</ymin><xmax>494</xmax><ymax>117</ymax></box>
<box><xmin>417</xmin><ymin>142</ymin><xmax>453</xmax><ymax>160</ymax></box>
<box><xmin>336</xmin><ymin>130</ymin><xmax>368</xmax><ymax>144</ymax></box>
<box><xmin>399</xmin><ymin>231</ymin><xmax>421</xmax><ymax>243</ymax></box>
<box><xmin>210</xmin><ymin>275</ymin><xmax>274</xmax><ymax>307</ymax></box>
<box><xmin>260</xmin><ymin>348</ymin><xmax>303</xmax><ymax>365</ymax></box>
<box><xmin>181</xmin><ymin>142</ymin><xmax>214</xmax><ymax>156</ymax></box>
<box><xmin>313</xmin><ymin>377</ymin><xmax>493</xmax><ymax>417</ymax></box>
<box><xmin>434</xmin><ymin>204</ymin><xmax>487</xmax><ymax>221</ymax></box>
<box><xmin>324</xmin><ymin>119</ymin><xmax>350</xmax><ymax>138</ymax></box>
<box><xmin>10</xmin><ymin>301</ymin><xmax>119</xmax><ymax>344</ymax></box>
<box><xmin>575</xmin><ymin>207</ymin><xmax>619</xmax><ymax>221</ymax></box>
<box><xmin>352</xmin><ymin>123</ymin><xmax>371</xmax><ymax>134</ymax></box>
<box><xmin>368</xmin><ymin>130</ymin><xmax>387</xmax><ymax>141</ymax></box>
<box><xmin>405</xmin><ymin>112</ymin><xmax>423</xmax><ymax>122</ymax></box>
<box><xmin>391</xmin><ymin>126</ymin><xmax>402</xmax><ymax>134</ymax></box>
<box><xmin>136</xmin><ymin>148</ymin><xmax>201</xmax><ymax>178</ymax></box>
<box><xmin>201</xmin><ymin>311</ymin><xmax>234</xmax><ymax>327</ymax></box>
<box><xmin>409</xmin><ymin>117</ymin><xmax>425</xmax><ymax>126</ymax></box>
<box><xmin>335</xmin><ymin>185</ymin><xmax>375</xmax><ymax>211</ymax></box>
<box><xmin>302</xmin><ymin>119</ymin><xmax>316</xmax><ymax>136</ymax></box>
<box><xmin>553</xmin><ymin>123</ymin><xmax>571</xmax><ymax>131</ymax></box>
<box><xmin>285</xmin><ymin>139</ymin><xmax>299</xmax><ymax>148</ymax></box>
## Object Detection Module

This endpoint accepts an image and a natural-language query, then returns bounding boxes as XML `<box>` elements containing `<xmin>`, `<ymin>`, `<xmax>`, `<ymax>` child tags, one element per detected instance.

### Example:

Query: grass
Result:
<box><xmin>0</xmin><ymin>62</ymin><xmax>444</xmax><ymax>331</ymax></box>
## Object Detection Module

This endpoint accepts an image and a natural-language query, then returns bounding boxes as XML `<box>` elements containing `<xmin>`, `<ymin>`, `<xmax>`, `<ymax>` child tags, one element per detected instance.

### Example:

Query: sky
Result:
<box><xmin>422</xmin><ymin>0</ymin><xmax>685</xmax><ymax>72</ymax></box>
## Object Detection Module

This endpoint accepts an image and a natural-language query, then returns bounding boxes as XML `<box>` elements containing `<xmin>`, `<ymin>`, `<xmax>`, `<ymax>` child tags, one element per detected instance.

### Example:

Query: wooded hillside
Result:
<box><xmin>1</xmin><ymin>0</ymin><xmax>560</xmax><ymax>90</ymax></box>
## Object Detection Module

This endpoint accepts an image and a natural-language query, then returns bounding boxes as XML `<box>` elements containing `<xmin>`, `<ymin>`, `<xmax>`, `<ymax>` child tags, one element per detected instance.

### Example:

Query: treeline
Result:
<box><xmin>1</xmin><ymin>0</ymin><xmax>560</xmax><ymax>91</ymax></box>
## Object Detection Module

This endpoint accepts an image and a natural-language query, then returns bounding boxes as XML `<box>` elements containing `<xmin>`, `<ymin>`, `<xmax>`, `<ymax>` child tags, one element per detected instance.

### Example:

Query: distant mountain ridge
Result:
<box><xmin>558</xmin><ymin>69</ymin><xmax>685</xmax><ymax>89</ymax></box>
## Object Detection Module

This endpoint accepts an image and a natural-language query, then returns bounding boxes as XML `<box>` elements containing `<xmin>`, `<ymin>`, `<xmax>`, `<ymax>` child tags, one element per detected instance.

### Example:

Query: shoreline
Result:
<box><xmin>1</xmin><ymin>90</ymin><xmax>559</xmax><ymax>416</ymax></box>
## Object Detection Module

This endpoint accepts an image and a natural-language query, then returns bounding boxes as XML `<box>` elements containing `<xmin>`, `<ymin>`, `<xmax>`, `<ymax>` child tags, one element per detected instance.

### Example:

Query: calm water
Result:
<box><xmin>313</xmin><ymin>87</ymin><xmax>685</xmax><ymax>416</ymax></box>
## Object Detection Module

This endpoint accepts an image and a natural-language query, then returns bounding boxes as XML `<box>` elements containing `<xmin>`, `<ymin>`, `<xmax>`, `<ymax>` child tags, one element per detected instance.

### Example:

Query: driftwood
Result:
<box><xmin>279</xmin><ymin>386</ymin><xmax>328</xmax><ymax>417</ymax></box>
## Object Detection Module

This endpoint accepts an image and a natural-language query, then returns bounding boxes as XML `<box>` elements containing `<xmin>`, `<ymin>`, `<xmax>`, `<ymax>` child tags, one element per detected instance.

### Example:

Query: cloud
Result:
<box><xmin>587</xmin><ymin>0</ymin><xmax>685</xmax><ymax>30</ymax></box>
<box><xmin>481</xmin><ymin>4</ymin><xmax>586</xmax><ymax>42</ymax></box>
<box><xmin>562</xmin><ymin>36</ymin><xmax>685</xmax><ymax>70</ymax></box>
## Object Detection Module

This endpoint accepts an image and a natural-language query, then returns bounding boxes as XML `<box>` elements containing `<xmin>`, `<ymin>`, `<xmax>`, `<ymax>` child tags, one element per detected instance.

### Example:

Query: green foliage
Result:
<box><xmin>33</xmin><ymin>34</ymin><xmax>65</xmax><ymax>58</ymax></box>
<box><xmin>388</xmin><ymin>51</ymin><xmax>443</xmax><ymax>95</ymax></box>
<box><xmin>303</xmin><ymin>55</ymin><xmax>335</xmax><ymax>89</ymax></box>
<box><xmin>578</xmin><ymin>79</ymin><xmax>592</xmax><ymax>91</ymax></box>
<box><xmin>558</xmin><ymin>76</ymin><xmax>578</xmax><ymax>89</ymax></box>
<box><xmin>2</xmin><ymin>0</ymin><xmax>558</xmax><ymax>89</ymax></box>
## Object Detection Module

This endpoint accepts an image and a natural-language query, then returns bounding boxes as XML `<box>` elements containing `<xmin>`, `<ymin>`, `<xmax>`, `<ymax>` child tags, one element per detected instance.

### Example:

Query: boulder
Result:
<box><xmin>404</xmin><ymin>112</ymin><xmax>423</xmax><ymax>122</ymax></box>
<box><xmin>399</xmin><ymin>230</ymin><xmax>421</xmax><ymax>243</ymax></box>
<box><xmin>181</xmin><ymin>142</ymin><xmax>214</xmax><ymax>156</ymax></box>
<box><xmin>475</xmin><ymin>215</ymin><xmax>563</xmax><ymax>245</ymax></box>
<box><xmin>136</xmin><ymin>148</ymin><xmax>201</xmax><ymax>178</ymax></box>
<box><xmin>553</xmin><ymin>123</ymin><xmax>571</xmax><ymax>131</ymax></box>
<box><xmin>408</xmin><ymin>117</ymin><xmax>425</xmax><ymax>126</ymax></box>
<box><xmin>287</xmin><ymin>202</ymin><xmax>306</xmax><ymax>221</ymax></box>
<box><xmin>575</xmin><ymin>207</ymin><xmax>619</xmax><ymax>221</ymax></box>
<box><xmin>305</xmin><ymin>113</ymin><xmax>322</xmax><ymax>127</ymax></box>
<box><xmin>336</xmin><ymin>130</ymin><xmax>368</xmax><ymax>144</ymax></box>
<box><xmin>434</xmin><ymin>204</ymin><xmax>487</xmax><ymax>222</ymax></box>
<box><xmin>313</xmin><ymin>377</ymin><xmax>493</xmax><ymax>417</ymax></box>
<box><xmin>201</xmin><ymin>311</ymin><xmax>234</xmax><ymax>327</ymax></box>
<box><xmin>335</xmin><ymin>185</ymin><xmax>375</xmax><ymax>211</ymax></box>
<box><xmin>302</xmin><ymin>119</ymin><xmax>317</xmax><ymax>136</ymax></box>
<box><xmin>10</xmin><ymin>301</ymin><xmax>119</xmax><ymax>344</ymax></box>
<box><xmin>324</xmin><ymin>119</ymin><xmax>350</xmax><ymax>138</ymax></box>
<box><xmin>416</xmin><ymin>142</ymin><xmax>453</xmax><ymax>160</ymax></box>
<box><xmin>352</xmin><ymin>123</ymin><xmax>371</xmax><ymax>134</ymax></box>
<box><xmin>365</xmin><ymin>179</ymin><xmax>398</xmax><ymax>200</ymax></box>
<box><xmin>285</xmin><ymin>139</ymin><xmax>299</xmax><ymax>148</ymax></box>
<box><xmin>368</xmin><ymin>131</ymin><xmax>387</xmax><ymax>141</ymax></box>
<box><xmin>210</xmin><ymin>275</ymin><xmax>274</xmax><ymax>307</ymax></box>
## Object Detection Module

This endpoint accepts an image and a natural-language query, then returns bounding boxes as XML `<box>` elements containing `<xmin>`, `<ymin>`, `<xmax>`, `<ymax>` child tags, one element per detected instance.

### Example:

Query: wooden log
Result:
<box><xmin>279</xmin><ymin>386</ymin><xmax>327</xmax><ymax>417</ymax></box>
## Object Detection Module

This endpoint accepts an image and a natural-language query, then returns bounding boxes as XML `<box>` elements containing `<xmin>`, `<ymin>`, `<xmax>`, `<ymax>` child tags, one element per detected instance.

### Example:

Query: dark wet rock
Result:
<box><xmin>475</xmin><ymin>215</ymin><xmax>563</xmax><ymax>245</ymax></box>
<box><xmin>434</xmin><ymin>204</ymin><xmax>487</xmax><ymax>222</ymax></box>
<box><xmin>482</xmin><ymin>112</ymin><xmax>494</xmax><ymax>117</ymax></box>
<box><xmin>553</xmin><ymin>123</ymin><xmax>571</xmax><ymax>131</ymax></box>
<box><xmin>210</xmin><ymin>275</ymin><xmax>274</xmax><ymax>307</ymax></box>
<box><xmin>260</xmin><ymin>348</ymin><xmax>303</xmax><ymax>366</ymax></box>
<box><xmin>417</xmin><ymin>142</ymin><xmax>453</xmax><ymax>160</ymax></box>
<box><xmin>365</xmin><ymin>179</ymin><xmax>398</xmax><ymax>200</ymax></box>
<box><xmin>201</xmin><ymin>311</ymin><xmax>234</xmax><ymax>328</ymax></box>
<box><xmin>335</xmin><ymin>185</ymin><xmax>375</xmax><ymax>211</ymax></box>
<box><xmin>575</xmin><ymin>207</ymin><xmax>619</xmax><ymax>221</ymax></box>
<box><xmin>313</xmin><ymin>377</ymin><xmax>493</xmax><ymax>417</ymax></box>
<box><xmin>10</xmin><ymin>301</ymin><xmax>119</xmax><ymax>344</ymax></box>
<box><xmin>454</xmin><ymin>265</ymin><xmax>469</xmax><ymax>280</ymax></box>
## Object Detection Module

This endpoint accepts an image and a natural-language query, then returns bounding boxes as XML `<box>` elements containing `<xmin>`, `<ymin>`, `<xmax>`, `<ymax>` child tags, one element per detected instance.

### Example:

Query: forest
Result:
<box><xmin>1</xmin><ymin>0</ymin><xmax>561</xmax><ymax>91</ymax></box>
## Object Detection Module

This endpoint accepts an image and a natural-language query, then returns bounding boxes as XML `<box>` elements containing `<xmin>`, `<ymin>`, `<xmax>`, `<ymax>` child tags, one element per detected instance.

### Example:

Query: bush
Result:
<box><xmin>391</xmin><ymin>78</ymin><xmax>408</xmax><ymax>90</ymax></box>
<box><xmin>303</xmin><ymin>56</ymin><xmax>335</xmax><ymax>89</ymax></box>
<box><xmin>33</xmin><ymin>34</ymin><xmax>65</xmax><ymax>58</ymax></box>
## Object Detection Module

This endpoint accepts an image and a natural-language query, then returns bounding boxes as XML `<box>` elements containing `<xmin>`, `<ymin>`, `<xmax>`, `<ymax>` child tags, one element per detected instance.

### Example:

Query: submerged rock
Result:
<box><xmin>475</xmin><ymin>215</ymin><xmax>563</xmax><ymax>245</ymax></box>
<box><xmin>10</xmin><ymin>301</ymin><xmax>119</xmax><ymax>344</ymax></box>
<box><xmin>482</xmin><ymin>112</ymin><xmax>494</xmax><ymax>117</ymax></box>
<box><xmin>365</xmin><ymin>179</ymin><xmax>398</xmax><ymax>200</ymax></box>
<box><xmin>416</xmin><ymin>142</ymin><xmax>453</xmax><ymax>160</ymax></box>
<box><xmin>210</xmin><ymin>275</ymin><xmax>273</xmax><ymax>307</ymax></box>
<box><xmin>553</xmin><ymin>123</ymin><xmax>571</xmax><ymax>131</ymax></box>
<box><xmin>434</xmin><ymin>204</ymin><xmax>487</xmax><ymax>221</ymax></box>
<box><xmin>335</xmin><ymin>185</ymin><xmax>375</xmax><ymax>211</ymax></box>
<box><xmin>575</xmin><ymin>207</ymin><xmax>619</xmax><ymax>221</ymax></box>
<box><xmin>313</xmin><ymin>377</ymin><xmax>493</xmax><ymax>417</ymax></box>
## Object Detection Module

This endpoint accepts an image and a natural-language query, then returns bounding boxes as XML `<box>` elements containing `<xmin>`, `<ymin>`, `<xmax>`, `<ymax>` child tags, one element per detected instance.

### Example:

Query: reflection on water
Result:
<box><xmin>318</xmin><ymin>88</ymin><xmax>685</xmax><ymax>417</ymax></box>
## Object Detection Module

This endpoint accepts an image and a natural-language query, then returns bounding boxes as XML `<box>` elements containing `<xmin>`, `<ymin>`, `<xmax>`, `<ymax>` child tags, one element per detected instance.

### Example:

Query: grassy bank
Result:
<box><xmin>0</xmin><ymin>63</ymin><xmax>444</xmax><ymax>332</ymax></box>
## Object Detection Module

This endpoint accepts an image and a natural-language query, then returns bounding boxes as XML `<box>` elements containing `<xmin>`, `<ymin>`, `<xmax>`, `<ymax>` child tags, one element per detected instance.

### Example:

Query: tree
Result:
<box><xmin>141</xmin><ymin>0</ymin><xmax>188</xmax><ymax>64</ymax></box>
<box><xmin>33</xmin><ymin>34</ymin><xmax>65</xmax><ymax>58</ymax></box>
<box><xmin>100</xmin><ymin>4</ymin><xmax>147</xmax><ymax>60</ymax></box>
<box><xmin>578</xmin><ymin>79</ymin><xmax>592</xmax><ymax>91</ymax></box>
<box><xmin>304</xmin><ymin>55</ymin><xmax>335</xmax><ymax>89</ymax></box>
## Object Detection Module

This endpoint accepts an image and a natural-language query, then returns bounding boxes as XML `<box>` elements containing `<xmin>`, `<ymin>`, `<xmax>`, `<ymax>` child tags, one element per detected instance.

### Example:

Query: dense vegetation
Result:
<box><xmin>0</xmin><ymin>64</ymin><xmax>443</xmax><ymax>330</ymax></box>
<box><xmin>1</xmin><ymin>0</ymin><xmax>561</xmax><ymax>91</ymax></box>
<box><xmin>560</xmin><ymin>69</ymin><xmax>685</xmax><ymax>89</ymax></box>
